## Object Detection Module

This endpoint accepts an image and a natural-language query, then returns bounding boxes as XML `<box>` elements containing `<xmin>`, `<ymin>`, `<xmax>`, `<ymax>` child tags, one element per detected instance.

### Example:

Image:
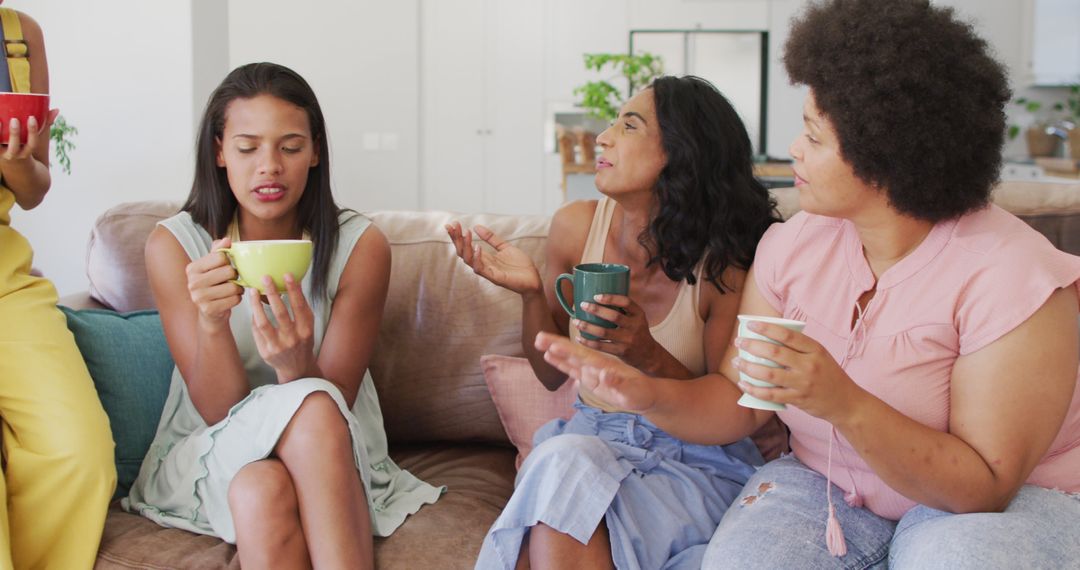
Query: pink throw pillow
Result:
<box><xmin>481</xmin><ymin>354</ymin><xmax>577</xmax><ymax>469</ymax></box>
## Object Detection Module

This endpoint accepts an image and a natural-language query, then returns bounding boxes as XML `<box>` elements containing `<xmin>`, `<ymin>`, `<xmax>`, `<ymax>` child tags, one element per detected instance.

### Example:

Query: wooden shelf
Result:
<box><xmin>753</xmin><ymin>163</ymin><xmax>794</xmax><ymax>178</ymax></box>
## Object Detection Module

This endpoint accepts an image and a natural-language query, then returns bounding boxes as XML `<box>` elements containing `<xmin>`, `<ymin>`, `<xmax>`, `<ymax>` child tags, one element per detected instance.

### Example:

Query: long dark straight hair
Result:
<box><xmin>182</xmin><ymin>62</ymin><xmax>342</xmax><ymax>301</ymax></box>
<box><xmin>646</xmin><ymin>76</ymin><xmax>781</xmax><ymax>292</ymax></box>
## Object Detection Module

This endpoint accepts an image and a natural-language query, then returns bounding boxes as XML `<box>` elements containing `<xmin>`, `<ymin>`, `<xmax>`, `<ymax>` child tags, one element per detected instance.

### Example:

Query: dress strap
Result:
<box><xmin>579</xmin><ymin>197</ymin><xmax>616</xmax><ymax>264</ymax></box>
<box><xmin>0</xmin><ymin>9</ymin><xmax>29</xmax><ymax>93</ymax></box>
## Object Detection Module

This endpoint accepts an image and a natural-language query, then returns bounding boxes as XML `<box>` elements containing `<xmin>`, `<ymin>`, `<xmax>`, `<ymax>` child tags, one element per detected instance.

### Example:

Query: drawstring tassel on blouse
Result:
<box><xmin>844</xmin><ymin>490</ymin><xmax>864</xmax><ymax>508</ymax></box>
<box><xmin>824</xmin><ymin>430</ymin><xmax>848</xmax><ymax>557</ymax></box>
<box><xmin>826</xmin><ymin>502</ymin><xmax>848</xmax><ymax>557</ymax></box>
<box><xmin>823</xmin><ymin>300</ymin><xmax>872</xmax><ymax>557</ymax></box>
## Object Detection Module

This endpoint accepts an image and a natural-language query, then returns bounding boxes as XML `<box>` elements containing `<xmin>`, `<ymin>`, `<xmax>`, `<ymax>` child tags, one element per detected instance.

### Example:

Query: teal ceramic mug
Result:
<box><xmin>555</xmin><ymin>263</ymin><xmax>630</xmax><ymax>341</ymax></box>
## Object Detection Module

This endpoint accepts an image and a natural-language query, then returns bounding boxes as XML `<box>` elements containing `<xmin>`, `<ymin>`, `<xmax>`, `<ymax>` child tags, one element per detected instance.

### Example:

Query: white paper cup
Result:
<box><xmin>736</xmin><ymin>315</ymin><xmax>806</xmax><ymax>410</ymax></box>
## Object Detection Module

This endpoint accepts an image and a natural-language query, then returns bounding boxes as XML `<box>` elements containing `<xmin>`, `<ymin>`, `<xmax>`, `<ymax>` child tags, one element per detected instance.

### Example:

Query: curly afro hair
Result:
<box><xmin>783</xmin><ymin>0</ymin><xmax>1011</xmax><ymax>222</ymax></box>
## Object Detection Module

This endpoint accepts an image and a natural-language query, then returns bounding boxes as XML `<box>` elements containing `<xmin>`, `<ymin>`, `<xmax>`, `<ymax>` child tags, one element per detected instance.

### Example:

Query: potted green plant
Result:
<box><xmin>50</xmin><ymin>113</ymin><xmax>76</xmax><ymax>174</ymax></box>
<box><xmin>573</xmin><ymin>52</ymin><xmax>663</xmax><ymax>122</ymax></box>
<box><xmin>1009</xmin><ymin>84</ymin><xmax>1080</xmax><ymax>159</ymax></box>
<box><xmin>1008</xmin><ymin>97</ymin><xmax>1060</xmax><ymax>157</ymax></box>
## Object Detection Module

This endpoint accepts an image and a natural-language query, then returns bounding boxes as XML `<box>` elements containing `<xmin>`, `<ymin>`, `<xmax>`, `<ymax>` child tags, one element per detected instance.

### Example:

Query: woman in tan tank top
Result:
<box><xmin>450</xmin><ymin>76</ymin><xmax>781</xmax><ymax>570</ymax></box>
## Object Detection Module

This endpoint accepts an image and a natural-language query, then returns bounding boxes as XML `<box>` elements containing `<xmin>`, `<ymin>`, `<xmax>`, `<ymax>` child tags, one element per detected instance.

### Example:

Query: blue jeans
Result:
<box><xmin>702</xmin><ymin>455</ymin><xmax>1080</xmax><ymax>569</ymax></box>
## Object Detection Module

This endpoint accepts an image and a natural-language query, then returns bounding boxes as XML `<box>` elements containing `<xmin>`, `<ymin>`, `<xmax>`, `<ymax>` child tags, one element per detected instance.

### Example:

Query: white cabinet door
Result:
<box><xmin>1032</xmin><ymin>0</ymin><xmax>1080</xmax><ymax>85</ymax></box>
<box><xmin>421</xmin><ymin>0</ymin><xmax>545</xmax><ymax>214</ymax></box>
<box><xmin>484</xmin><ymin>0</ymin><xmax>545</xmax><ymax>215</ymax></box>
<box><xmin>421</xmin><ymin>0</ymin><xmax>487</xmax><ymax>212</ymax></box>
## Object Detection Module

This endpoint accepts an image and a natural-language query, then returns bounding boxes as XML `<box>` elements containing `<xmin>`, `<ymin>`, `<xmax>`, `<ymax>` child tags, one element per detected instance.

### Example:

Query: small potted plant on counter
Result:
<box><xmin>1009</xmin><ymin>84</ymin><xmax>1080</xmax><ymax>160</ymax></box>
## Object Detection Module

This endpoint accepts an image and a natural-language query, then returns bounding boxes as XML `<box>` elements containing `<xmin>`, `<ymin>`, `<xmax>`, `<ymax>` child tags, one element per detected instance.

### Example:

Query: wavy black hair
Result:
<box><xmin>784</xmin><ymin>0</ymin><xmax>1010</xmax><ymax>222</ymax></box>
<box><xmin>646</xmin><ymin>75</ymin><xmax>781</xmax><ymax>292</ymax></box>
<box><xmin>182</xmin><ymin>62</ymin><xmax>343</xmax><ymax>301</ymax></box>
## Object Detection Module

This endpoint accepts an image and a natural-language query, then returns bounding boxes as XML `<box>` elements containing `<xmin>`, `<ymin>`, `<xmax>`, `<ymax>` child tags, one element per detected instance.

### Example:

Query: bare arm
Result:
<box><xmin>3</xmin><ymin>11</ymin><xmax>53</xmax><ymax>210</ymax></box>
<box><xmin>520</xmin><ymin>201</ymin><xmax>596</xmax><ymax>389</ymax></box>
<box><xmin>448</xmin><ymin>201</ymin><xmax>594</xmax><ymax>391</ymax></box>
<box><xmin>146</xmin><ymin>227</ymin><xmax>248</xmax><ymax>425</ymax></box>
<box><xmin>828</xmin><ymin>288</ymin><xmax>1078</xmax><ymax>512</ymax></box>
<box><xmin>312</xmin><ymin>224</ymin><xmax>391</xmax><ymax>408</ymax></box>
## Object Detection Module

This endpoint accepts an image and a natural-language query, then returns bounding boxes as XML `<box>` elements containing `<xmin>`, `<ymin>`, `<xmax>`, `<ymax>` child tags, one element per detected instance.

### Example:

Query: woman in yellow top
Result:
<box><xmin>0</xmin><ymin>5</ymin><xmax>116</xmax><ymax>569</ymax></box>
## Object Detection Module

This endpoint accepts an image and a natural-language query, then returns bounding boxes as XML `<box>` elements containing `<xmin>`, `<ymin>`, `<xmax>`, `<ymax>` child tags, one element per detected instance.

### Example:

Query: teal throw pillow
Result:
<box><xmin>59</xmin><ymin>306</ymin><xmax>173</xmax><ymax>500</ymax></box>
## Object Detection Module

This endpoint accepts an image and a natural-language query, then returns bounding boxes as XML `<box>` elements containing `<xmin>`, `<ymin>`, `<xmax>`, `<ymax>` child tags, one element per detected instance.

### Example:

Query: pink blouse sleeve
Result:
<box><xmin>751</xmin><ymin>212</ymin><xmax>809</xmax><ymax>315</ymax></box>
<box><xmin>957</xmin><ymin>223</ymin><xmax>1080</xmax><ymax>356</ymax></box>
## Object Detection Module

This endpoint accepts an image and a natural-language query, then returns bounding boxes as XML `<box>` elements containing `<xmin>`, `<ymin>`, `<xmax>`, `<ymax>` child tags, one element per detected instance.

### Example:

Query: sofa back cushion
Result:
<box><xmin>365</xmin><ymin>211</ymin><xmax>548</xmax><ymax>445</ymax></box>
<box><xmin>85</xmin><ymin>202</ymin><xmax>547</xmax><ymax>446</ymax></box>
<box><xmin>87</xmin><ymin>201</ymin><xmax>182</xmax><ymax>313</ymax></box>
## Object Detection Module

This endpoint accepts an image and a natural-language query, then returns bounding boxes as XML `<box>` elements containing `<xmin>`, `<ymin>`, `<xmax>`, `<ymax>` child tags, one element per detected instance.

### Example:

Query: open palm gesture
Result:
<box><xmin>446</xmin><ymin>222</ymin><xmax>542</xmax><ymax>295</ymax></box>
<box><xmin>535</xmin><ymin>332</ymin><xmax>659</xmax><ymax>414</ymax></box>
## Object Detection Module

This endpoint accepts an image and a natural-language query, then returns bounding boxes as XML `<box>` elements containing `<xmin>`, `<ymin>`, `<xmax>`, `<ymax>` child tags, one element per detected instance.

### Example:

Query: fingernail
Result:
<box><xmin>593</xmin><ymin>294</ymin><xmax>603</xmax><ymax>302</ymax></box>
<box><xmin>748</xmin><ymin>321</ymin><xmax>763</xmax><ymax>331</ymax></box>
<box><xmin>284</xmin><ymin>273</ymin><xmax>294</xmax><ymax>283</ymax></box>
<box><xmin>732</xmin><ymin>356</ymin><xmax>742</xmax><ymax>367</ymax></box>
<box><xmin>733</xmin><ymin>337</ymin><xmax>744</xmax><ymax>347</ymax></box>
<box><xmin>579</xmin><ymin>301</ymin><xmax>590</xmax><ymax>309</ymax></box>
<box><xmin>263</xmin><ymin>275</ymin><xmax>273</xmax><ymax>284</ymax></box>
<box><xmin>27</xmin><ymin>116</ymin><xmax>36</xmax><ymax>128</ymax></box>
<box><xmin>8</xmin><ymin>118</ymin><xmax>16</xmax><ymax>129</ymax></box>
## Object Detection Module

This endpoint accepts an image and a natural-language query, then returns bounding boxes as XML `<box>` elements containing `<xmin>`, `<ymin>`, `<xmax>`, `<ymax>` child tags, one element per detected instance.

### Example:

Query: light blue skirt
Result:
<box><xmin>476</xmin><ymin>400</ymin><xmax>763</xmax><ymax>570</ymax></box>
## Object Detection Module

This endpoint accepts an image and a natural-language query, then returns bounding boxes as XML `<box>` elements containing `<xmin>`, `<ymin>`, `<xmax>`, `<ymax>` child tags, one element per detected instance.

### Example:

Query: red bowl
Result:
<box><xmin>0</xmin><ymin>92</ymin><xmax>48</xmax><ymax>144</ymax></box>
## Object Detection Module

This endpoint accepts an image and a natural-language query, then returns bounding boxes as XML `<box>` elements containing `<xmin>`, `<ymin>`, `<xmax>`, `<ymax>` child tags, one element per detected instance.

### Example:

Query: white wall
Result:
<box><xmin>420</xmin><ymin>0</ymin><xmax>547</xmax><ymax>216</ymax></box>
<box><xmin>9</xmin><ymin>0</ymin><xmax>1050</xmax><ymax>296</ymax></box>
<box><xmin>8</xmin><ymin>0</ymin><xmax>198</xmax><ymax>297</ymax></box>
<box><xmin>192</xmin><ymin>0</ymin><xmax>230</xmax><ymax>124</ymax></box>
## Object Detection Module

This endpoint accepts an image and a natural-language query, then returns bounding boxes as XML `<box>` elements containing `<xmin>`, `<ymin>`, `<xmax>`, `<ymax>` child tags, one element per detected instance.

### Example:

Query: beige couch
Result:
<box><xmin>67</xmin><ymin>201</ymin><xmax>552</xmax><ymax>569</ymax></box>
<box><xmin>62</xmin><ymin>183</ymin><xmax>1080</xmax><ymax>569</ymax></box>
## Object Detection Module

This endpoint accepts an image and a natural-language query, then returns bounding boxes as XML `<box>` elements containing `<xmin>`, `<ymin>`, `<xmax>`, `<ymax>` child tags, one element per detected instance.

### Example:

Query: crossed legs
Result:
<box><xmin>228</xmin><ymin>391</ymin><xmax>373</xmax><ymax>569</ymax></box>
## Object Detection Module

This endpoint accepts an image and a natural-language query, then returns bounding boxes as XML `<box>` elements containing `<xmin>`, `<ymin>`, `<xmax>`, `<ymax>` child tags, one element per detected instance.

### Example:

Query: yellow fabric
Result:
<box><xmin>0</xmin><ymin>8</ymin><xmax>29</xmax><ymax>94</ymax></box>
<box><xmin>0</xmin><ymin>216</ymin><xmax>117</xmax><ymax>570</ymax></box>
<box><xmin>0</xmin><ymin>9</ymin><xmax>116</xmax><ymax>570</ymax></box>
<box><xmin>0</xmin><ymin>186</ymin><xmax>10</xmax><ymax>228</ymax></box>
<box><xmin>0</xmin><ymin>282</ymin><xmax>116</xmax><ymax>570</ymax></box>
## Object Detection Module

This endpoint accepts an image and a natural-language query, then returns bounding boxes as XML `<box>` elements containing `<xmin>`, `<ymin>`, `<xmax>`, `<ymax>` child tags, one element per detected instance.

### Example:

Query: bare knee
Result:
<box><xmin>228</xmin><ymin>461</ymin><xmax>298</xmax><ymax>520</ymax></box>
<box><xmin>278</xmin><ymin>391</ymin><xmax>352</xmax><ymax>457</ymax></box>
<box><xmin>529</xmin><ymin>521</ymin><xmax>613</xmax><ymax>570</ymax></box>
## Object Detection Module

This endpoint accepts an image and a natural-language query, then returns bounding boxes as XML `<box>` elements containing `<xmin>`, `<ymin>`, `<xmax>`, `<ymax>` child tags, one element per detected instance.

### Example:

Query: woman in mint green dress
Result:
<box><xmin>122</xmin><ymin>62</ymin><xmax>442</xmax><ymax>569</ymax></box>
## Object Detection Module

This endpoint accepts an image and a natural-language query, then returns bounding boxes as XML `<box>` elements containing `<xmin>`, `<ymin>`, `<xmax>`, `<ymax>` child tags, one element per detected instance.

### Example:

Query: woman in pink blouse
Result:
<box><xmin>536</xmin><ymin>0</ymin><xmax>1080</xmax><ymax>567</ymax></box>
